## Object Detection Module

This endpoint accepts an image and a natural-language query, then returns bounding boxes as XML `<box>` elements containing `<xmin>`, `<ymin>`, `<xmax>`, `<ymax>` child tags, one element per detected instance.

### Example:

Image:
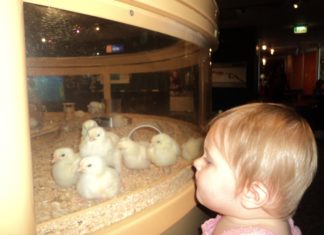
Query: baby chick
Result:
<box><xmin>81</xmin><ymin>119</ymin><xmax>98</xmax><ymax>139</ymax></box>
<box><xmin>181</xmin><ymin>137</ymin><xmax>204</xmax><ymax>161</ymax></box>
<box><xmin>51</xmin><ymin>147</ymin><xmax>81</xmax><ymax>187</ymax></box>
<box><xmin>117</xmin><ymin>137</ymin><xmax>150</xmax><ymax>170</ymax></box>
<box><xmin>148</xmin><ymin>133</ymin><xmax>180</xmax><ymax>167</ymax></box>
<box><xmin>111</xmin><ymin>114</ymin><xmax>129</xmax><ymax>128</ymax></box>
<box><xmin>87</xmin><ymin>101</ymin><xmax>105</xmax><ymax>117</ymax></box>
<box><xmin>105</xmin><ymin>131</ymin><xmax>120</xmax><ymax>146</ymax></box>
<box><xmin>79</xmin><ymin>126</ymin><xmax>122</xmax><ymax>172</ymax></box>
<box><xmin>76</xmin><ymin>156</ymin><xmax>121</xmax><ymax>200</ymax></box>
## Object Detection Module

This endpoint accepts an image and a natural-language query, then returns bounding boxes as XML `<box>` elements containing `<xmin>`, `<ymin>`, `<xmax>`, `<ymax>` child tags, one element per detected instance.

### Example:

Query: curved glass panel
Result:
<box><xmin>25</xmin><ymin>3</ymin><xmax>205</xmax><ymax>124</ymax></box>
<box><xmin>24</xmin><ymin>3</ymin><xmax>178</xmax><ymax>57</ymax></box>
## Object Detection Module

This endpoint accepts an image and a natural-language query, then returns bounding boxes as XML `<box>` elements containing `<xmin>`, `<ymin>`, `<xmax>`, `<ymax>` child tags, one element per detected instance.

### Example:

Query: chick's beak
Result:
<box><xmin>77</xmin><ymin>164</ymin><xmax>85</xmax><ymax>172</ymax></box>
<box><xmin>51</xmin><ymin>154</ymin><xmax>58</xmax><ymax>164</ymax></box>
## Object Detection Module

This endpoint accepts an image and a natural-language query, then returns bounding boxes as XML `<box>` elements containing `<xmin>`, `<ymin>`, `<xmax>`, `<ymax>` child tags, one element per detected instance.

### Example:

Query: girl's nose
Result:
<box><xmin>193</xmin><ymin>157</ymin><xmax>203</xmax><ymax>171</ymax></box>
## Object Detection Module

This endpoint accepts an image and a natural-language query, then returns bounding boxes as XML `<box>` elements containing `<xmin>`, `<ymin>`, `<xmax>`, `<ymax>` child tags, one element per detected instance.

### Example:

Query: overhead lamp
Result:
<box><xmin>292</xmin><ymin>0</ymin><xmax>301</xmax><ymax>9</ymax></box>
<box><xmin>262</xmin><ymin>57</ymin><xmax>267</xmax><ymax>66</ymax></box>
<box><xmin>270</xmin><ymin>48</ymin><xmax>275</xmax><ymax>55</ymax></box>
<box><xmin>94</xmin><ymin>23</ymin><xmax>100</xmax><ymax>31</ymax></box>
<box><xmin>261</xmin><ymin>44</ymin><xmax>267</xmax><ymax>51</ymax></box>
<box><xmin>293</xmin><ymin>25</ymin><xmax>307</xmax><ymax>34</ymax></box>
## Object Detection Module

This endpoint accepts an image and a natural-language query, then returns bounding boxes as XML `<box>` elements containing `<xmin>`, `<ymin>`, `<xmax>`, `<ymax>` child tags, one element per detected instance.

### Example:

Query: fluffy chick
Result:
<box><xmin>79</xmin><ymin>126</ymin><xmax>122</xmax><ymax>172</ymax></box>
<box><xmin>76</xmin><ymin>156</ymin><xmax>120</xmax><ymax>200</ymax></box>
<box><xmin>105</xmin><ymin>131</ymin><xmax>120</xmax><ymax>146</ymax></box>
<box><xmin>87</xmin><ymin>101</ymin><xmax>105</xmax><ymax>116</ymax></box>
<box><xmin>181</xmin><ymin>137</ymin><xmax>204</xmax><ymax>161</ymax></box>
<box><xmin>51</xmin><ymin>147</ymin><xmax>81</xmax><ymax>187</ymax></box>
<box><xmin>81</xmin><ymin>119</ymin><xmax>98</xmax><ymax>139</ymax></box>
<box><xmin>148</xmin><ymin>133</ymin><xmax>180</xmax><ymax>167</ymax></box>
<box><xmin>117</xmin><ymin>137</ymin><xmax>150</xmax><ymax>170</ymax></box>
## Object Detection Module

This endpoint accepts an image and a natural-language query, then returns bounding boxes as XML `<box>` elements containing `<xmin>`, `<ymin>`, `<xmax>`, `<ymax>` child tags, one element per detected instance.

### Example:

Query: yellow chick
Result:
<box><xmin>79</xmin><ymin>126</ymin><xmax>122</xmax><ymax>172</ymax></box>
<box><xmin>81</xmin><ymin>119</ymin><xmax>98</xmax><ymax>140</ymax></box>
<box><xmin>181</xmin><ymin>137</ymin><xmax>204</xmax><ymax>161</ymax></box>
<box><xmin>117</xmin><ymin>137</ymin><xmax>150</xmax><ymax>170</ymax></box>
<box><xmin>51</xmin><ymin>147</ymin><xmax>81</xmax><ymax>187</ymax></box>
<box><xmin>76</xmin><ymin>156</ymin><xmax>120</xmax><ymax>200</ymax></box>
<box><xmin>148</xmin><ymin>133</ymin><xmax>180</xmax><ymax>167</ymax></box>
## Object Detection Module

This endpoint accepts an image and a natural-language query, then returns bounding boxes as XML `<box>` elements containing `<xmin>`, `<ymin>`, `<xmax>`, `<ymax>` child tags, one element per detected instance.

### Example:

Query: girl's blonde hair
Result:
<box><xmin>209</xmin><ymin>102</ymin><xmax>317</xmax><ymax>218</ymax></box>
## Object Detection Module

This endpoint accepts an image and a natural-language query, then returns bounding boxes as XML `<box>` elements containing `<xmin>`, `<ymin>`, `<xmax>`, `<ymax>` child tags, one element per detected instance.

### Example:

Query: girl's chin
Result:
<box><xmin>195</xmin><ymin>191</ymin><xmax>216</xmax><ymax>212</ymax></box>
<box><xmin>195</xmin><ymin>191</ymin><xmax>204</xmax><ymax>205</ymax></box>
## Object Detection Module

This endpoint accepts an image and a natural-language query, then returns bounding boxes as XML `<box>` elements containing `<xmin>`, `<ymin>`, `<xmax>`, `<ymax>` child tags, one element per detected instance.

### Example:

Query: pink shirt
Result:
<box><xmin>201</xmin><ymin>215</ymin><xmax>302</xmax><ymax>235</ymax></box>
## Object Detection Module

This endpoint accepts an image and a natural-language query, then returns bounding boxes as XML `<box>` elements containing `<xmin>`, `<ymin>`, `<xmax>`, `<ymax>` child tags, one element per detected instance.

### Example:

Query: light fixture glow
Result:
<box><xmin>270</xmin><ymin>48</ymin><xmax>275</xmax><ymax>55</ymax></box>
<box><xmin>261</xmin><ymin>44</ymin><xmax>267</xmax><ymax>51</ymax></box>
<box><xmin>262</xmin><ymin>57</ymin><xmax>267</xmax><ymax>66</ymax></box>
<box><xmin>294</xmin><ymin>25</ymin><xmax>307</xmax><ymax>34</ymax></box>
<box><xmin>293</xmin><ymin>3</ymin><xmax>299</xmax><ymax>9</ymax></box>
<box><xmin>95</xmin><ymin>26</ymin><xmax>100</xmax><ymax>31</ymax></box>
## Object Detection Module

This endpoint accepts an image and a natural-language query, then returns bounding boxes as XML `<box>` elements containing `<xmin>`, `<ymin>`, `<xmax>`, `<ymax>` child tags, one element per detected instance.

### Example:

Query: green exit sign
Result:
<box><xmin>294</xmin><ymin>25</ymin><xmax>307</xmax><ymax>34</ymax></box>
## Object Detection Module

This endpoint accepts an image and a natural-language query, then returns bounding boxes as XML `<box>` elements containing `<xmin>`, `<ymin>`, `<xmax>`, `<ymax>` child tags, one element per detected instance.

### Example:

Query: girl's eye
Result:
<box><xmin>204</xmin><ymin>156</ymin><xmax>212</xmax><ymax>165</ymax></box>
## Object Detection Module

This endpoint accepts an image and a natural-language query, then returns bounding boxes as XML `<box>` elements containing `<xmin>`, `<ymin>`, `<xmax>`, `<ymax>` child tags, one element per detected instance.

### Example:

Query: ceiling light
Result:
<box><xmin>262</xmin><ymin>57</ymin><xmax>267</xmax><ymax>66</ymax></box>
<box><xmin>94</xmin><ymin>24</ymin><xmax>100</xmax><ymax>31</ymax></box>
<box><xmin>292</xmin><ymin>0</ymin><xmax>301</xmax><ymax>9</ymax></box>
<box><xmin>294</xmin><ymin>25</ymin><xmax>307</xmax><ymax>34</ymax></box>
<box><xmin>270</xmin><ymin>48</ymin><xmax>275</xmax><ymax>55</ymax></box>
<box><xmin>261</xmin><ymin>44</ymin><xmax>267</xmax><ymax>50</ymax></box>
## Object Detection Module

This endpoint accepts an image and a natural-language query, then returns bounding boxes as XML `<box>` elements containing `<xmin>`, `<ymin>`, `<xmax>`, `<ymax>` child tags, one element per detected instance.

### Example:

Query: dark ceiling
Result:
<box><xmin>216</xmin><ymin>0</ymin><xmax>324</xmax><ymax>54</ymax></box>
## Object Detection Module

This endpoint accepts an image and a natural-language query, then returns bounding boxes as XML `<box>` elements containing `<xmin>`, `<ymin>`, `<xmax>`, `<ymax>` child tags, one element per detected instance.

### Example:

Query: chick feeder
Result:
<box><xmin>128</xmin><ymin>123</ymin><xmax>162</xmax><ymax>139</ymax></box>
<box><xmin>0</xmin><ymin>1</ymin><xmax>219</xmax><ymax>234</ymax></box>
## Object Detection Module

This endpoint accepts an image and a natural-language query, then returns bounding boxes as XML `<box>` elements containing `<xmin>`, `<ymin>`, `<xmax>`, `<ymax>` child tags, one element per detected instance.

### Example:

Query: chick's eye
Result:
<box><xmin>97</xmin><ymin>133</ymin><xmax>100</xmax><ymax>137</ymax></box>
<box><xmin>61</xmin><ymin>154</ymin><xmax>66</xmax><ymax>157</ymax></box>
<box><xmin>87</xmin><ymin>164</ymin><xmax>92</xmax><ymax>168</ymax></box>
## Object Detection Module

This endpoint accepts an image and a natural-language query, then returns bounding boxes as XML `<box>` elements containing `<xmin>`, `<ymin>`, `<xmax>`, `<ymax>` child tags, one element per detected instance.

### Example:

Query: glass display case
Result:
<box><xmin>0</xmin><ymin>1</ymin><xmax>219</xmax><ymax>234</ymax></box>
<box><xmin>25</xmin><ymin>1</ymin><xmax>218</xmax><ymax>126</ymax></box>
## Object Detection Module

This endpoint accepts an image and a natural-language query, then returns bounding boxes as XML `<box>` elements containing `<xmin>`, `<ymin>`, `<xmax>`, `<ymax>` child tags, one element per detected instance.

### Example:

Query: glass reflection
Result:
<box><xmin>24</xmin><ymin>3</ymin><xmax>177</xmax><ymax>57</ymax></box>
<box><xmin>24</xmin><ymin>2</ymin><xmax>201</xmax><ymax>123</ymax></box>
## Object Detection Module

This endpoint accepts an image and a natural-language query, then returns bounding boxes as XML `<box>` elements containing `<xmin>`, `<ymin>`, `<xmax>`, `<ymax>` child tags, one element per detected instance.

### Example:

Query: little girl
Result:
<box><xmin>194</xmin><ymin>103</ymin><xmax>317</xmax><ymax>235</ymax></box>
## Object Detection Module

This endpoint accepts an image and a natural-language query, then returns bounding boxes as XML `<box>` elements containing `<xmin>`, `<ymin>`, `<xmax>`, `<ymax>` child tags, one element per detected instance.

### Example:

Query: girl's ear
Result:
<box><xmin>240</xmin><ymin>181</ymin><xmax>269</xmax><ymax>209</ymax></box>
